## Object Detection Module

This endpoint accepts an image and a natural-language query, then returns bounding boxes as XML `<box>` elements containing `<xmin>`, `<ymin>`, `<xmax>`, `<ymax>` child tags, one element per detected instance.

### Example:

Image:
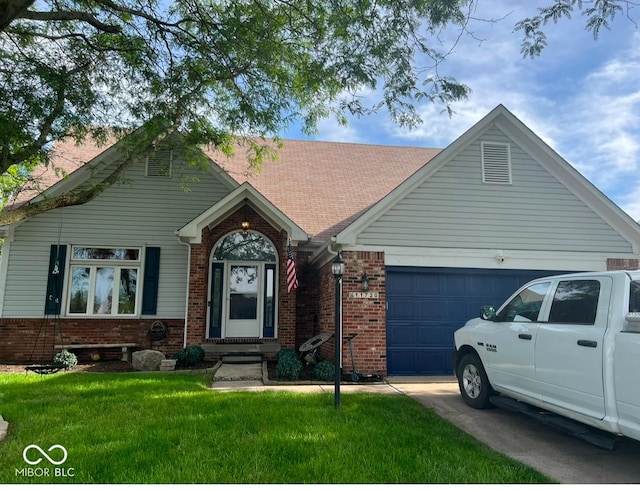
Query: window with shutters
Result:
<box><xmin>481</xmin><ymin>141</ymin><xmax>512</xmax><ymax>184</ymax></box>
<box><xmin>67</xmin><ymin>246</ymin><xmax>141</xmax><ymax>316</ymax></box>
<box><xmin>146</xmin><ymin>149</ymin><xmax>173</xmax><ymax>177</ymax></box>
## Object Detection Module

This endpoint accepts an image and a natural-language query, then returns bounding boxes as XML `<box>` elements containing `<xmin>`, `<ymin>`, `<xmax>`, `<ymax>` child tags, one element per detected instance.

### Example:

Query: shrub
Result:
<box><xmin>53</xmin><ymin>350</ymin><xmax>78</xmax><ymax>370</ymax></box>
<box><xmin>313</xmin><ymin>360</ymin><xmax>335</xmax><ymax>381</ymax></box>
<box><xmin>277</xmin><ymin>348</ymin><xmax>298</xmax><ymax>361</ymax></box>
<box><xmin>276</xmin><ymin>353</ymin><xmax>303</xmax><ymax>380</ymax></box>
<box><xmin>172</xmin><ymin>345</ymin><xmax>205</xmax><ymax>368</ymax></box>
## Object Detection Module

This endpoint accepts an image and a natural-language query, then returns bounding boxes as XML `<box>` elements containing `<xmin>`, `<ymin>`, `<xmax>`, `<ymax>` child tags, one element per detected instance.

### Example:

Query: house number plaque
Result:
<box><xmin>348</xmin><ymin>292</ymin><xmax>379</xmax><ymax>299</ymax></box>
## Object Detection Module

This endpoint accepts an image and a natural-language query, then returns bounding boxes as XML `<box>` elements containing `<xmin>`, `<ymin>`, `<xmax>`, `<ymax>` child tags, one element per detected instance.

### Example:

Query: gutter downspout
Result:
<box><xmin>176</xmin><ymin>233</ymin><xmax>191</xmax><ymax>349</ymax></box>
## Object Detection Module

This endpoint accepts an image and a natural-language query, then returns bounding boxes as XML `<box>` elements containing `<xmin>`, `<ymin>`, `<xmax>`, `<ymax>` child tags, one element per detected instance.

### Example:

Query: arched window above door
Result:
<box><xmin>212</xmin><ymin>231</ymin><xmax>277</xmax><ymax>262</ymax></box>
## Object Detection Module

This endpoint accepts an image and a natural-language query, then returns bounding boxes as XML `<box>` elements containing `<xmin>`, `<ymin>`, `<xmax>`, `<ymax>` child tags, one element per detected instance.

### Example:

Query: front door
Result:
<box><xmin>226</xmin><ymin>263</ymin><xmax>260</xmax><ymax>337</ymax></box>
<box><xmin>207</xmin><ymin>231</ymin><xmax>278</xmax><ymax>339</ymax></box>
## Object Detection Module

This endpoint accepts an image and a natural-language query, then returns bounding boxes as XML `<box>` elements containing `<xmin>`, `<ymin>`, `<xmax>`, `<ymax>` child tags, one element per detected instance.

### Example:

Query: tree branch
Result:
<box><xmin>0</xmin><ymin>0</ymin><xmax>35</xmax><ymax>31</ymax></box>
<box><xmin>18</xmin><ymin>9</ymin><xmax>122</xmax><ymax>34</ymax></box>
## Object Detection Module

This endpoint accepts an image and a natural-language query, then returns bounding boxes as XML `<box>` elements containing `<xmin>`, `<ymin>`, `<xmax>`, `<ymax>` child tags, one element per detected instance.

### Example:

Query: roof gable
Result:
<box><xmin>335</xmin><ymin>105</ymin><xmax>640</xmax><ymax>253</ymax></box>
<box><xmin>177</xmin><ymin>182</ymin><xmax>308</xmax><ymax>244</ymax></box>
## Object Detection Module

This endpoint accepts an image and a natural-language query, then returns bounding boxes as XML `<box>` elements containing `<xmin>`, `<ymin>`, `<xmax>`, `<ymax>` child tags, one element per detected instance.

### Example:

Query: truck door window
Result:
<box><xmin>495</xmin><ymin>282</ymin><xmax>551</xmax><ymax>322</ymax></box>
<box><xmin>548</xmin><ymin>280</ymin><xmax>600</xmax><ymax>324</ymax></box>
<box><xmin>630</xmin><ymin>281</ymin><xmax>640</xmax><ymax>312</ymax></box>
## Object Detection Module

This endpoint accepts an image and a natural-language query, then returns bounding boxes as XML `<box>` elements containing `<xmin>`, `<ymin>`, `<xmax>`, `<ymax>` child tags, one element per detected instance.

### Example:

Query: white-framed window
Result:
<box><xmin>67</xmin><ymin>246</ymin><xmax>141</xmax><ymax>316</ymax></box>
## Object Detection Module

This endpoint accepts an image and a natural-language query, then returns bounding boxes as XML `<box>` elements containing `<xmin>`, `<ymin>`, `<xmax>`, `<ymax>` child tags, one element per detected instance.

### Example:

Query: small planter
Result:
<box><xmin>159</xmin><ymin>359</ymin><xmax>176</xmax><ymax>371</ymax></box>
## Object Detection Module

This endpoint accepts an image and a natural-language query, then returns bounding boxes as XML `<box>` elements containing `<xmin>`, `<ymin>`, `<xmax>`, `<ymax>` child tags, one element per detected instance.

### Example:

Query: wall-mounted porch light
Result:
<box><xmin>241</xmin><ymin>199</ymin><xmax>250</xmax><ymax>235</ymax></box>
<box><xmin>361</xmin><ymin>272</ymin><xmax>369</xmax><ymax>291</ymax></box>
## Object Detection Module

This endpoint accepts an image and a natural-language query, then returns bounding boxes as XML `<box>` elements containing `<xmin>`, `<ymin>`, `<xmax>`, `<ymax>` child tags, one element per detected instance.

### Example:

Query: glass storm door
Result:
<box><xmin>226</xmin><ymin>263</ymin><xmax>260</xmax><ymax>337</ymax></box>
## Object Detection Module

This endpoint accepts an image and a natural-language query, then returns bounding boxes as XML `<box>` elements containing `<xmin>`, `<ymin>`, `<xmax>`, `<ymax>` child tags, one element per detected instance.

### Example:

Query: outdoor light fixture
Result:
<box><xmin>332</xmin><ymin>252</ymin><xmax>345</xmax><ymax>409</ymax></box>
<box><xmin>361</xmin><ymin>272</ymin><xmax>369</xmax><ymax>291</ymax></box>
<box><xmin>241</xmin><ymin>200</ymin><xmax>250</xmax><ymax>235</ymax></box>
<box><xmin>332</xmin><ymin>252</ymin><xmax>345</xmax><ymax>277</ymax></box>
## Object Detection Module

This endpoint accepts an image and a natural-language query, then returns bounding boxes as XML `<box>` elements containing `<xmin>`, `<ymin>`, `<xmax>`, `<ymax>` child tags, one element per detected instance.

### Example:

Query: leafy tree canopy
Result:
<box><xmin>515</xmin><ymin>0</ymin><xmax>637</xmax><ymax>58</ymax></box>
<box><xmin>0</xmin><ymin>0</ymin><xmax>636</xmax><ymax>225</ymax></box>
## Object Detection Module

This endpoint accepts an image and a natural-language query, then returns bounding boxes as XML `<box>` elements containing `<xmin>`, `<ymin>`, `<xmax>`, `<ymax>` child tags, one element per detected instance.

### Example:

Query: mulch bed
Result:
<box><xmin>1</xmin><ymin>359</ymin><xmax>324</xmax><ymax>381</ymax></box>
<box><xmin>0</xmin><ymin>360</ymin><xmax>217</xmax><ymax>374</ymax></box>
<box><xmin>266</xmin><ymin>360</ymin><xmax>316</xmax><ymax>382</ymax></box>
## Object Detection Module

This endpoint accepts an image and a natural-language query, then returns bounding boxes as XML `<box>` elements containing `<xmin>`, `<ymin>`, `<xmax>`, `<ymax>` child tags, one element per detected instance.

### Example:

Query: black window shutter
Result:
<box><xmin>142</xmin><ymin>247</ymin><xmax>161</xmax><ymax>315</ymax></box>
<box><xmin>44</xmin><ymin>244</ymin><xmax>67</xmax><ymax>315</ymax></box>
<box><xmin>208</xmin><ymin>262</ymin><xmax>224</xmax><ymax>338</ymax></box>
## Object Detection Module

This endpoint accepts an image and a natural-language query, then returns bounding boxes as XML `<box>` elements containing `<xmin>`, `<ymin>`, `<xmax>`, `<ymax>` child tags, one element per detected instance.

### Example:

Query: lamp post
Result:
<box><xmin>331</xmin><ymin>252</ymin><xmax>345</xmax><ymax>408</ymax></box>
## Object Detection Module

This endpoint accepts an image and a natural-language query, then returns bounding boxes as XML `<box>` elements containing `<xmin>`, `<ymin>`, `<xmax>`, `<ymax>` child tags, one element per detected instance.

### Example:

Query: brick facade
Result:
<box><xmin>0</xmin><ymin>317</ymin><xmax>184</xmax><ymax>363</ymax></box>
<box><xmin>314</xmin><ymin>251</ymin><xmax>388</xmax><ymax>377</ymax></box>
<box><xmin>607</xmin><ymin>258</ymin><xmax>640</xmax><ymax>271</ymax></box>
<box><xmin>1</xmin><ymin>241</ymin><xmax>639</xmax><ymax>373</ymax></box>
<box><xmin>185</xmin><ymin>206</ymin><xmax>297</xmax><ymax>352</ymax></box>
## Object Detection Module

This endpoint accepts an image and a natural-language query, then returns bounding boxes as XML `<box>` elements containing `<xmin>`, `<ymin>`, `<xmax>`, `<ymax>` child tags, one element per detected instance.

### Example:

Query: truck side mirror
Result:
<box><xmin>625</xmin><ymin>312</ymin><xmax>640</xmax><ymax>332</ymax></box>
<box><xmin>480</xmin><ymin>306</ymin><xmax>496</xmax><ymax>321</ymax></box>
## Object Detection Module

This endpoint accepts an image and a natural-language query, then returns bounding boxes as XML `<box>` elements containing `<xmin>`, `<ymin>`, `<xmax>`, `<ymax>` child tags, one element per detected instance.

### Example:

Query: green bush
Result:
<box><xmin>312</xmin><ymin>360</ymin><xmax>335</xmax><ymax>381</ymax></box>
<box><xmin>277</xmin><ymin>348</ymin><xmax>298</xmax><ymax>361</ymax></box>
<box><xmin>172</xmin><ymin>345</ymin><xmax>205</xmax><ymax>367</ymax></box>
<box><xmin>276</xmin><ymin>353</ymin><xmax>303</xmax><ymax>380</ymax></box>
<box><xmin>53</xmin><ymin>350</ymin><xmax>78</xmax><ymax>370</ymax></box>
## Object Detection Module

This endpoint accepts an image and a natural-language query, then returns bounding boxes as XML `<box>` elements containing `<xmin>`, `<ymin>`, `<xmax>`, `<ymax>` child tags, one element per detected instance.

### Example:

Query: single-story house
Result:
<box><xmin>2</xmin><ymin>104</ymin><xmax>640</xmax><ymax>376</ymax></box>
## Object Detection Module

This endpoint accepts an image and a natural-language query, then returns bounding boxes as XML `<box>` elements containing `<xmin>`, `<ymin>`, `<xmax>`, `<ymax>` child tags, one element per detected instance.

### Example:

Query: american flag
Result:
<box><xmin>287</xmin><ymin>242</ymin><xmax>298</xmax><ymax>293</ymax></box>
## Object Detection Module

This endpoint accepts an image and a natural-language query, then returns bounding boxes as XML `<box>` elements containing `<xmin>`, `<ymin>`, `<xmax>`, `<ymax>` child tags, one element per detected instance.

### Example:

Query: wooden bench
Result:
<box><xmin>55</xmin><ymin>343</ymin><xmax>138</xmax><ymax>362</ymax></box>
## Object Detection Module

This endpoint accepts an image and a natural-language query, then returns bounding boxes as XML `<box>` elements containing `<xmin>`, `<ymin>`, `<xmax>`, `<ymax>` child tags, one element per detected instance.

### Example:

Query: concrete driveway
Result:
<box><xmin>389</xmin><ymin>379</ymin><xmax>640</xmax><ymax>484</ymax></box>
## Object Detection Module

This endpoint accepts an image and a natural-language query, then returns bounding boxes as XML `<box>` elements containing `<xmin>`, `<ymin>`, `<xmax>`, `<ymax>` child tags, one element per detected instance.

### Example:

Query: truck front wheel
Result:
<box><xmin>457</xmin><ymin>353</ymin><xmax>494</xmax><ymax>409</ymax></box>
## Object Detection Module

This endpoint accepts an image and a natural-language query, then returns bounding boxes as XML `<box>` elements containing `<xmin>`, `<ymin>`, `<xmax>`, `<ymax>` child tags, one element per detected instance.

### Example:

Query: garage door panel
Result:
<box><xmin>386</xmin><ymin>267</ymin><xmax>569</xmax><ymax>376</ymax></box>
<box><xmin>387</xmin><ymin>273</ymin><xmax>413</xmax><ymax>294</ymax></box>
<box><xmin>444</xmin><ymin>299</ymin><xmax>473</xmax><ymax>323</ymax></box>
<box><xmin>415</xmin><ymin>274</ymin><xmax>441</xmax><ymax>294</ymax></box>
<box><xmin>387</xmin><ymin>299</ymin><xmax>416</xmax><ymax>319</ymax></box>
<box><xmin>388</xmin><ymin>322</ymin><xmax>419</xmax><ymax>344</ymax></box>
<box><xmin>387</xmin><ymin>349</ymin><xmax>453</xmax><ymax>376</ymax></box>
<box><xmin>419</xmin><ymin>299</ymin><xmax>444</xmax><ymax>320</ymax></box>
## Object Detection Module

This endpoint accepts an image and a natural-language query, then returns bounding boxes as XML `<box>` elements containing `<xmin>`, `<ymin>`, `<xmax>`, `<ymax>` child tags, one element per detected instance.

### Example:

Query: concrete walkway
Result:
<box><xmin>210</xmin><ymin>361</ymin><xmax>640</xmax><ymax>484</ymax></box>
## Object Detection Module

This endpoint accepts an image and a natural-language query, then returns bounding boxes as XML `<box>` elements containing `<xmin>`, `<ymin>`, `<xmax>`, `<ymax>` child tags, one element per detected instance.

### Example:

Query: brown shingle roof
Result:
<box><xmin>13</xmin><ymin>137</ymin><xmax>440</xmax><ymax>242</ymax></box>
<box><xmin>205</xmin><ymin>140</ymin><xmax>440</xmax><ymax>242</ymax></box>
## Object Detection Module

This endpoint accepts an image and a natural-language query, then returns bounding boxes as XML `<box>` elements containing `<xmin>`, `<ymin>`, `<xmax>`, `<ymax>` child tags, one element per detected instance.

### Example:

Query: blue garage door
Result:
<box><xmin>386</xmin><ymin>267</ymin><xmax>569</xmax><ymax>376</ymax></box>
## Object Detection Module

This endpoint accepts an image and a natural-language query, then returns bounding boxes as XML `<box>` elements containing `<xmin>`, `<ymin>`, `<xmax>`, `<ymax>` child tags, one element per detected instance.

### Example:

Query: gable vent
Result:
<box><xmin>146</xmin><ymin>149</ymin><xmax>173</xmax><ymax>177</ymax></box>
<box><xmin>481</xmin><ymin>142</ymin><xmax>511</xmax><ymax>184</ymax></box>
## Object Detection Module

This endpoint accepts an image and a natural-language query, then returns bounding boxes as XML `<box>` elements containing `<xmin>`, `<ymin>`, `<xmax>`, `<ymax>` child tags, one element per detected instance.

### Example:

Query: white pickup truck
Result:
<box><xmin>453</xmin><ymin>270</ymin><xmax>640</xmax><ymax>447</ymax></box>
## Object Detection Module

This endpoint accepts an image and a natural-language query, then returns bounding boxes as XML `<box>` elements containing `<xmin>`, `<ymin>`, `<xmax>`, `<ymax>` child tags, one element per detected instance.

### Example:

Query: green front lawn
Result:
<box><xmin>0</xmin><ymin>372</ymin><xmax>553</xmax><ymax>484</ymax></box>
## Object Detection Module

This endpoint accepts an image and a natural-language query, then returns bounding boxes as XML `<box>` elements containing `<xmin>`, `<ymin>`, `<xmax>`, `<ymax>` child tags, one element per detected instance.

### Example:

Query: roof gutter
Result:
<box><xmin>308</xmin><ymin>236</ymin><xmax>341</xmax><ymax>269</ymax></box>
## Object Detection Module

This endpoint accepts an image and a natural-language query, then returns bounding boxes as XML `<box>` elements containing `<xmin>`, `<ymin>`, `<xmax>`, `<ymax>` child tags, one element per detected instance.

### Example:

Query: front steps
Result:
<box><xmin>204</xmin><ymin>343</ymin><xmax>277</xmax><ymax>382</ymax></box>
<box><xmin>202</xmin><ymin>342</ymin><xmax>280</xmax><ymax>361</ymax></box>
<box><xmin>221</xmin><ymin>354</ymin><xmax>263</xmax><ymax>364</ymax></box>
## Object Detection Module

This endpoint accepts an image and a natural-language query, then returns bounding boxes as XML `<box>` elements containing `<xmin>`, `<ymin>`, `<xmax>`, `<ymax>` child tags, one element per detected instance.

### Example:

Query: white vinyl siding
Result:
<box><xmin>356</xmin><ymin>127</ymin><xmax>633</xmax><ymax>254</ymax></box>
<box><xmin>2</xmin><ymin>153</ymin><xmax>232</xmax><ymax>318</ymax></box>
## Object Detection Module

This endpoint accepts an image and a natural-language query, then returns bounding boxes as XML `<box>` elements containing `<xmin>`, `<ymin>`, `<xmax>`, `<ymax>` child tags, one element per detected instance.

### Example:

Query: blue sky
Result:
<box><xmin>281</xmin><ymin>1</ymin><xmax>640</xmax><ymax>222</ymax></box>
